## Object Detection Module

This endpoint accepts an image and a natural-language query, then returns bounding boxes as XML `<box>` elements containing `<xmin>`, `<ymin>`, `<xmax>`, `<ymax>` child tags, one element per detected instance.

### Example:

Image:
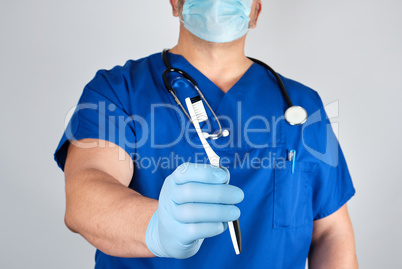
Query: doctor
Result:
<box><xmin>54</xmin><ymin>0</ymin><xmax>358</xmax><ymax>268</ymax></box>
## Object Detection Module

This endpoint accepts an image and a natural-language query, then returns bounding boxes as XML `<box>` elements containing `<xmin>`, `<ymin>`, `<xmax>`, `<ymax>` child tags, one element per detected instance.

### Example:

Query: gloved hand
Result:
<box><xmin>146</xmin><ymin>163</ymin><xmax>244</xmax><ymax>259</ymax></box>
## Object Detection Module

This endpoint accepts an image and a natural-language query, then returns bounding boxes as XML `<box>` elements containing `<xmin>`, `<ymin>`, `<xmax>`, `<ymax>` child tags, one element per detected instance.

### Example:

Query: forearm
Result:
<box><xmin>308</xmin><ymin>233</ymin><xmax>358</xmax><ymax>269</ymax></box>
<box><xmin>65</xmin><ymin>168</ymin><xmax>158</xmax><ymax>258</ymax></box>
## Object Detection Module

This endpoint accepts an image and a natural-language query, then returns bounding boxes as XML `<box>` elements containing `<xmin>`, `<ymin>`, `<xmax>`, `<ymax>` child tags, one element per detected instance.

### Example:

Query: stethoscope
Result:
<box><xmin>162</xmin><ymin>49</ymin><xmax>308</xmax><ymax>140</ymax></box>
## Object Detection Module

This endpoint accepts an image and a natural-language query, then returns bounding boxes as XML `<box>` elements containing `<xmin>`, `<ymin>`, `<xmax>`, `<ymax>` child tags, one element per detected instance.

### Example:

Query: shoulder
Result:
<box><xmin>86</xmin><ymin>52</ymin><xmax>162</xmax><ymax>92</ymax></box>
<box><xmin>80</xmin><ymin>52</ymin><xmax>163</xmax><ymax>108</ymax></box>
<box><xmin>278</xmin><ymin>74</ymin><xmax>324</xmax><ymax>112</ymax></box>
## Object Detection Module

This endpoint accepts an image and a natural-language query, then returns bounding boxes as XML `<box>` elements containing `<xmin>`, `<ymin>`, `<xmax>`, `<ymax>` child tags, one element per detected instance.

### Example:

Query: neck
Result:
<box><xmin>169</xmin><ymin>25</ymin><xmax>253</xmax><ymax>93</ymax></box>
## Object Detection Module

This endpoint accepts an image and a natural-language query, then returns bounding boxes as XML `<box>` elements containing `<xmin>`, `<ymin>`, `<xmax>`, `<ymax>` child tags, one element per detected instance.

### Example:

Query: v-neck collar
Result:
<box><xmin>166</xmin><ymin>51</ymin><xmax>257</xmax><ymax>112</ymax></box>
<box><xmin>160</xmin><ymin>51</ymin><xmax>284</xmax><ymax>152</ymax></box>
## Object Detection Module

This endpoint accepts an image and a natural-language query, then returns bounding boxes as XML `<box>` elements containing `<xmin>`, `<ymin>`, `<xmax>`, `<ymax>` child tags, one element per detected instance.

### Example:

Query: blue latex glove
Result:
<box><xmin>146</xmin><ymin>163</ymin><xmax>244</xmax><ymax>259</ymax></box>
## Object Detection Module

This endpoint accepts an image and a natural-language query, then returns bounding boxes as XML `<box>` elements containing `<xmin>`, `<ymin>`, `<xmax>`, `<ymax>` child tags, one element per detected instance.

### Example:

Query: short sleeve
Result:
<box><xmin>54</xmin><ymin>69</ymin><xmax>136</xmax><ymax>171</ymax></box>
<box><xmin>306</xmin><ymin>92</ymin><xmax>356</xmax><ymax>220</ymax></box>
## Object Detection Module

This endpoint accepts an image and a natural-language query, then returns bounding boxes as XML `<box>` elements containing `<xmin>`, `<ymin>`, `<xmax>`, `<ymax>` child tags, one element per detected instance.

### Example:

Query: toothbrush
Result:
<box><xmin>185</xmin><ymin>97</ymin><xmax>242</xmax><ymax>255</ymax></box>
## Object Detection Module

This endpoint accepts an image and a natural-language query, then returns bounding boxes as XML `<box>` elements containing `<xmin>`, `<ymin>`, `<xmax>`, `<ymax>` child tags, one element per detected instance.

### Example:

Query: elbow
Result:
<box><xmin>64</xmin><ymin>172</ymin><xmax>82</xmax><ymax>234</ymax></box>
<box><xmin>64</xmin><ymin>206</ymin><xmax>79</xmax><ymax>234</ymax></box>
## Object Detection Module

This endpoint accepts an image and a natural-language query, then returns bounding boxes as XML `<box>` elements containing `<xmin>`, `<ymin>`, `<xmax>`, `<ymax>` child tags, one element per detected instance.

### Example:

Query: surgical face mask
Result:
<box><xmin>181</xmin><ymin>0</ymin><xmax>253</xmax><ymax>43</ymax></box>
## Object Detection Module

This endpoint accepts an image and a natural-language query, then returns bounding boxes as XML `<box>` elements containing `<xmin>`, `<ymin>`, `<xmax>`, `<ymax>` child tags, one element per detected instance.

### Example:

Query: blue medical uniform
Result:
<box><xmin>54</xmin><ymin>51</ymin><xmax>355</xmax><ymax>268</ymax></box>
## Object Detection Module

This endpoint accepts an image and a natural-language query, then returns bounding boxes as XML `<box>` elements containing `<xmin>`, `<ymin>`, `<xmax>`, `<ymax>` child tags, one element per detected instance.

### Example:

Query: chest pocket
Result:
<box><xmin>273</xmin><ymin>161</ymin><xmax>316</xmax><ymax>229</ymax></box>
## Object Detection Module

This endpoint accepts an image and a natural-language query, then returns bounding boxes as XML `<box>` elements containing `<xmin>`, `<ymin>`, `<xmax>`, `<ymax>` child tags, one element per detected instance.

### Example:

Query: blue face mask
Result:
<box><xmin>182</xmin><ymin>0</ymin><xmax>253</xmax><ymax>43</ymax></box>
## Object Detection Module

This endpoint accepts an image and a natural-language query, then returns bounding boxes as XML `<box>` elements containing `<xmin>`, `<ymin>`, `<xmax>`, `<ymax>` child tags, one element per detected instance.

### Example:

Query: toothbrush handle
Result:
<box><xmin>222</xmin><ymin>166</ymin><xmax>242</xmax><ymax>255</ymax></box>
<box><xmin>223</xmin><ymin>165</ymin><xmax>242</xmax><ymax>255</ymax></box>
<box><xmin>185</xmin><ymin>98</ymin><xmax>242</xmax><ymax>254</ymax></box>
<box><xmin>228</xmin><ymin>219</ymin><xmax>242</xmax><ymax>255</ymax></box>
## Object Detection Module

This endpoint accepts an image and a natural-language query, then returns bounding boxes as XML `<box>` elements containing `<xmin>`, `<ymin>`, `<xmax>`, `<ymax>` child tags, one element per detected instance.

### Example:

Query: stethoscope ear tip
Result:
<box><xmin>285</xmin><ymin>106</ymin><xmax>308</xmax><ymax>126</ymax></box>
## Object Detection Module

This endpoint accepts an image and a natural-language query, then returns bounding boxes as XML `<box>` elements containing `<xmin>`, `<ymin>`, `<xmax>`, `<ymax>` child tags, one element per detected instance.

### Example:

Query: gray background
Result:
<box><xmin>1</xmin><ymin>0</ymin><xmax>401</xmax><ymax>268</ymax></box>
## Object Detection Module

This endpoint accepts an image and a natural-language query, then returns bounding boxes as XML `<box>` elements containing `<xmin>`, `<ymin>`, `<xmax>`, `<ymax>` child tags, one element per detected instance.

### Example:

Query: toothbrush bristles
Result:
<box><xmin>190</xmin><ymin>96</ymin><xmax>208</xmax><ymax>122</ymax></box>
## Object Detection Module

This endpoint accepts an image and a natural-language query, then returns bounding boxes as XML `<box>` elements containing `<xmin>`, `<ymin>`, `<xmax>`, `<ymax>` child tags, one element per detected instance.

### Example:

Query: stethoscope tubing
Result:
<box><xmin>161</xmin><ymin>49</ymin><xmax>307</xmax><ymax>129</ymax></box>
<box><xmin>246</xmin><ymin>57</ymin><xmax>293</xmax><ymax>108</ymax></box>
<box><xmin>163</xmin><ymin>49</ymin><xmax>293</xmax><ymax>109</ymax></box>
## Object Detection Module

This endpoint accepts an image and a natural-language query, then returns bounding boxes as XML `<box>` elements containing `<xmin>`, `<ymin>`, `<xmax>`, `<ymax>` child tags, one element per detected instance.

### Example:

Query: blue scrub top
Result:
<box><xmin>54</xmin><ymin>51</ymin><xmax>355</xmax><ymax>269</ymax></box>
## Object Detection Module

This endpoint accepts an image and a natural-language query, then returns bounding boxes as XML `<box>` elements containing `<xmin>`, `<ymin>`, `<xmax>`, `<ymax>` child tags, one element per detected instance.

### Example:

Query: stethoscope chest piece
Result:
<box><xmin>285</xmin><ymin>106</ymin><xmax>308</xmax><ymax>125</ymax></box>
